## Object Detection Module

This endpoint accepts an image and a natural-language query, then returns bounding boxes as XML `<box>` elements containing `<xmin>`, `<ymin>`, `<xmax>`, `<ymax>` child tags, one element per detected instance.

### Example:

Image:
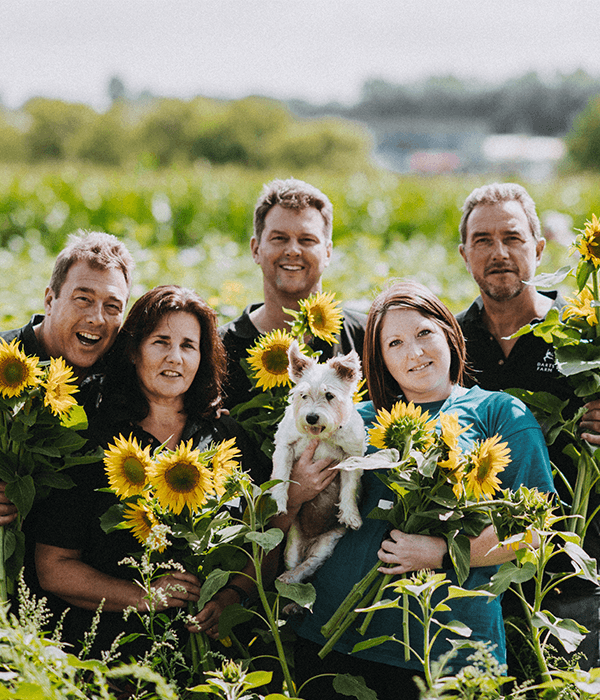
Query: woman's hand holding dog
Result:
<box><xmin>270</xmin><ymin>439</ymin><xmax>338</xmax><ymax>535</ymax></box>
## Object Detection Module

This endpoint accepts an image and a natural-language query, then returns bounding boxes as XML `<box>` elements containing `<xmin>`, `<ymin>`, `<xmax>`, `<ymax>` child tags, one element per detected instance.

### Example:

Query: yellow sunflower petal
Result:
<box><xmin>0</xmin><ymin>338</ymin><xmax>42</xmax><ymax>398</ymax></box>
<box><xmin>563</xmin><ymin>287</ymin><xmax>598</xmax><ymax>326</ymax></box>
<box><xmin>368</xmin><ymin>401</ymin><xmax>437</xmax><ymax>452</ymax></box>
<box><xmin>464</xmin><ymin>434</ymin><xmax>511</xmax><ymax>501</ymax></box>
<box><xmin>104</xmin><ymin>433</ymin><xmax>152</xmax><ymax>498</ymax></box>
<box><xmin>147</xmin><ymin>439</ymin><xmax>213</xmax><ymax>514</ymax></box>
<box><xmin>43</xmin><ymin>356</ymin><xmax>79</xmax><ymax>416</ymax></box>
<box><xmin>298</xmin><ymin>291</ymin><xmax>343</xmax><ymax>344</ymax></box>
<box><xmin>211</xmin><ymin>437</ymin><xmax>241</xmax><ymax>497</ymax></box>
<box><xmin>123</xmin><ymin>501</ymin><xmax>161</xmax><ymax>546</ymax></box>
<box><xmin>438</xmin><ymin>412</ymin><xmax>471</xmax><ymax>451</ymax></box>
<box><xmin>574</xmin><ymin>213</ymin><xmax>600</xmax><ymax>267</ymax></box>
<box><xmin>246</xmin><ymin>329</ymin><xmax>295</xmax><ymax>390</ymax></box>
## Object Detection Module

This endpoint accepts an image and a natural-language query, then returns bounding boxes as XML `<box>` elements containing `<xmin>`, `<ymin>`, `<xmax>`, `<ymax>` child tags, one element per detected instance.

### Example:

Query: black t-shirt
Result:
<box><xmin>219</xmin><ymin>303</ymin><xmax>367</xmax><ymax>410</ymax></box>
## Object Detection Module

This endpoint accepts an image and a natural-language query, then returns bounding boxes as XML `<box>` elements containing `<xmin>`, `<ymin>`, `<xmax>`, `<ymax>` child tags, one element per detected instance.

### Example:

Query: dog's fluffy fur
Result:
<box><xmin>271</xmin><ymin>341</ymin><xmax>365</xmax><ymax>584</ymax></box>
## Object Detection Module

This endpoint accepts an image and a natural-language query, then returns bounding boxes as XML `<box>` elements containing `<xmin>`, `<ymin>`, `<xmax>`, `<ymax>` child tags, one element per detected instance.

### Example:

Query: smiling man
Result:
<box><xmin>456</xmin><ymin>182</ymin><xmax>600</xmax><ymax>669</ymax></box>
<box><xmin>219</xmin><ymin>178</ymin><xmax>367</xmax><ymax>409</ymax></box>
<box><xmin>0</xmin><ymin>230</ymin><xmax>134</xmax><ymax>525</ymax></box>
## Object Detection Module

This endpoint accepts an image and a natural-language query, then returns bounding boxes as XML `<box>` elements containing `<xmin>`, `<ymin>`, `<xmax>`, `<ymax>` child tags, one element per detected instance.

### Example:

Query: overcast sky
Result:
<box><xmin>1</xmin><ymin>0</ymin><xmax>599</xmax><ymax>111</ymax></box>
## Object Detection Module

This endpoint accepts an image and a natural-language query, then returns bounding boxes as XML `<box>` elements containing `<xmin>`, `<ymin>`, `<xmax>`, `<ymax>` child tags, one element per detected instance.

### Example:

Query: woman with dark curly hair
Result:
<box><xmin>32</xmin><ymin>285</ymin><xmax>268</xmax><ymax>658</ymax></box>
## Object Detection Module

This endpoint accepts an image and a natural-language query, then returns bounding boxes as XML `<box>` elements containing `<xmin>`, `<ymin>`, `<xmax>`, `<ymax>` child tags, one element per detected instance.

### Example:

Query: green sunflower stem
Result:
<box><xmin>0</xmin><ymin>525</ymin><xmax>7</xmax><ymax>604</ymax></box>
<box><xmin>357</xmin><ymin>568</ymin><xmax>393</xmax><ymax>636</ymax></box>
<box><xmin>318</xmin><ymin>573</ymin><xmax>382</xmax><ymax>660</ymax></box>
<box><xmin>320</xmin><ymin>559</ymin><xmax>381</xmax><ymax>639</ymax></box>
<box><xmin>188</xmin><ymin>602</ymin><xmax>213</xmax><ymax>675</ymax></box>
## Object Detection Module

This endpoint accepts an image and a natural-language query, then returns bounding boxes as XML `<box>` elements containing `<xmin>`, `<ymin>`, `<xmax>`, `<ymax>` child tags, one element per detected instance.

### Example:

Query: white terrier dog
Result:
<box><xmin>271</xmin><ymin>341</ymin><xmax>365</xmax><ymax>584</ymax></box>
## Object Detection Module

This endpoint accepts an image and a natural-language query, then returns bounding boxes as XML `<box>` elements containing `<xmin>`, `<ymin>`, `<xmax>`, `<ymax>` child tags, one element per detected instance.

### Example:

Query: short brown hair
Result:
<box><xmin>459</xmin><ymin>182</ymin><xmax>541</xmax><ymax>244</ymax></box>
<box><xmin>49</xmin><ymin>230</ymin><xmax>134</xmax><ymax>296</ymax></box>
<box><xmin>253</xmin><ymin>178</ymin><xmax>333</xmax><ymax>243</ymax></box>
<box><xmin>364</xmin><ymin>281</ymin><xmax>467</xmax><ymax>411</ymax></box>
<box><xmin>102</xmin><ymin>286</ymin><xmax>227</xmax><ymax>420</ymax></box>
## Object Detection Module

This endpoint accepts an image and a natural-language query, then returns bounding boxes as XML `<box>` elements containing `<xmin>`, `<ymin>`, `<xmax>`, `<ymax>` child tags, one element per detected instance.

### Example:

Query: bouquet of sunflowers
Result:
<box><xmin>511</xmin><ymin>213</ymin><xmax>600</xmax><ymax>538</ymax></box>
<box><xmin>0</xmin><ymin>339</ymin><xmax>90</xmax><ymax>601</ymax></box>
<box><xmin>100</xmin><ymin>434</ymin><xmax>248</xmax><ymax>668</ymax></box>
<box><xmin>231</xmin><ymin>291</ymin><xmax>364</xmax><ymax>457</ymax></box>
<box><xmin>319</xmin><ymin>400</ymin><xmax>511</xmax><ymax>659</ymax></box>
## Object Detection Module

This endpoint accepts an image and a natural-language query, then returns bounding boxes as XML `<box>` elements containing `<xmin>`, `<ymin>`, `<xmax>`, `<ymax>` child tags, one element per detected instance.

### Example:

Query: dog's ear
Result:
<box><xmin>329</xmin><ymin>350</ymin><xmax>362</xmax><ymax>386</ymax></box>
<box><xmin>288</xmin><ymin>340</ymin><xmax>314</xmax><ymax>383</ymax></box>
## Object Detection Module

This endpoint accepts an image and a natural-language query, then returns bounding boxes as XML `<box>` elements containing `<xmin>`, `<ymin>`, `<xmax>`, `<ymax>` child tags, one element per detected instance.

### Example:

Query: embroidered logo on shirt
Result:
<box><xmin>536</xmin><ymin>349</ymin><xmax>557</xmax><ymax>373</ymax></box>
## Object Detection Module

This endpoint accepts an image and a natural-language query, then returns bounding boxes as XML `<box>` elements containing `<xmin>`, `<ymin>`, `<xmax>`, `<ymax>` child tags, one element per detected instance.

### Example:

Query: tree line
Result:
<box><xmin>0</xmin><ymin>94</ymin><xmax>371</xmax><ymax>171</ymax></box>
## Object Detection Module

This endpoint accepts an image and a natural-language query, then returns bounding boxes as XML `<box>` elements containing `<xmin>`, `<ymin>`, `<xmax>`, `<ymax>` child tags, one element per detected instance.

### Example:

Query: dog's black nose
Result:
<box><xmin>306</xmin><ymin>413</ymin><xmax>320</xmax><ymax>425</ymax></box>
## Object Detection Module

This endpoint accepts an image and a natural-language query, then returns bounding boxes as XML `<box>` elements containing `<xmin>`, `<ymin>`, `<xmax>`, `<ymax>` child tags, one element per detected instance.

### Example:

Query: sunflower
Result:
<box><xmin>246</xmin><ymin>329</ymin><xmax>295</xmax><ymax>391</ymax></box>
<box><xmin>148</xmin><ymin>439</ymin><xmax>212</xmax><ymax>515</ymax></box>
<box><xmin>104</xmin><ymin>434</ymin><xmax>152</xmax><ymax>498</ymax></box>
<box><xmin>0</xmin><ymin>338</ymin><xmax>42</xmax><ymax>398</ymax></box>
<box><xmin>42</xmin><ymin>356</ymin><xmax>79</xmax><ymax>416</ymax></box>
<box><xmin>211</xmin><ymin>437</ymin><xmax>241</xmax><ymax>497</ymax></box>
<box><xmin>563</xmin><ymin>286</ymin><xmax>598</xmax><ymax>326</ymax></box>
<box><xmin>298</xmin><ymin>291</ymin><xmax>343</xmax><ymax>344</ymax></box>
<box><xmin>438</xmin><ymin>412</ymin><xmax>470</xmax><ymax>451</ymax></box>
<box><xmin>574</xmin><ymin>214</ymin><xmax>600</xmax><ymax>267</ymax></box>
<box><xmin>438</xmin><ymin>448</ymin><xmax>465</xmax><ymax>498</ymax></box>
<box><xmin>464</xmin><ymin>435</ymin><xmax>510</xmax><ymax>501</ymax></box>
<box><xmin>123</xmin><ymin>501</ymin><xmax>164</xmax><ymax>550</ymax></box>
<box><xmin>368</xmin><ymin>401</ymin><xmax>437</xmax><ymax>453</ymax></box>
<box><xmin>353</xmin><ymin>377</ymin><xmax>368</xmax><ymax>404</ymax></box>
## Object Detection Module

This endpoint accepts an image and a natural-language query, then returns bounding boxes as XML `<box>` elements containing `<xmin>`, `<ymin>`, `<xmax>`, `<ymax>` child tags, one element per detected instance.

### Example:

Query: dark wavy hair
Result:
<box><xmin>100</xmin><ymin>285</ymin><xmax>227</xmax><ymax>422</ymax></box>
<box><xmin>364</xmin><ymin>281</ymin><xmax>467</xmax><ymax>411</ymax></box>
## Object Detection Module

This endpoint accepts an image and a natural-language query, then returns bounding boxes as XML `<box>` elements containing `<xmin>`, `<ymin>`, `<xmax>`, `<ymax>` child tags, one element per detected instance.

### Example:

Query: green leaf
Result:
<box><xmin>446</xmin><ymin>586</ymin><xmax>496</xmax><ymax>601</ymax></box>
<box><xmin>99</xmin><ymin>503</ymin><xmax>127</xmax><ymax>533</ymax></box>
<box><xmin>563</xmin><ymin>541</ymin><xmax>599</xmax><ymax>584</ymax></box>
<box><xmin>532</xmin><ymin>610</ymin><xmax>588</xmax><ymax>653</ymax></box>
<box><xmin>32</xmin><ymin>471</ymin><xmax>75</xmax><ymax>489</ymax></box>
<box><xmin>529</xmin><ymin>265</ymin><xmax>572</xmax><ymax>289</ymax></box>
<box><xmin>351</xmin><ymin>635</ymin><xmax>396</xmax><ymax>653</ymax></box>
<box><xmin>274</xmin><ymin>580</ymin><xmax>316</xmax><ymax>609</ymax></box>
<box><xmin>196</xmin><ymin>568</ymin><xmax>231</xmax><ymax>611</ymax></box>
<box><xmin>52</xmin><ymin>430</ymin><xmax>87</xmax><ymax>452</ymax></box>
<box><xmin>483</xmin><ymin>561</ymin><xmax>536</xmax><ymax>596</ymax></box>
<box><xmin>245</xmin><ymin>528</ymin><xmax>283</xmax><ymax>554</ymax></box>
<box><xmin>5</xmin><ymin>474</ymin><xmax>35</xmax><ymax>518</ymax></box>
<box><xmin>577</xmin><ymin>259</ymin><xmax>595</xmax><ymax>291</ymax></box>
<box><xmin>60</xmin><ymin>404</ymin><xmax>88</xmax><ymax>430</ymax></box>
<box><xmin>243</xmin><ymin>670</ymin><xmax>273</xmax><ymax>690</ymax></box>
<box><xmin>217</xmin><ymin>601</ymin><xmax>254</xmax><ymax>637</ymax></box>
<box><xmin>333</xmin><ymin>673</ymin><xmax>379</xmax><ymax>699</ymax></box>
<box><xmin>440</xmin><ymin>619</ymin><xmax>472</xmax><ymax>637</ymax></box>
<box><xmin>447</xmin><ymin>533</ymin><xmax>471</xmax><ymax>585</ymax></box>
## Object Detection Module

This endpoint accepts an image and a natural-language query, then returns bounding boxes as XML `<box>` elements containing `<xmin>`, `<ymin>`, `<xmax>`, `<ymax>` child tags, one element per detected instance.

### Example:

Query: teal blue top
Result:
<box><xmin>295</xmin><ymin>386</ymin><xmax>554</xmax><ymax>672</ymax></box>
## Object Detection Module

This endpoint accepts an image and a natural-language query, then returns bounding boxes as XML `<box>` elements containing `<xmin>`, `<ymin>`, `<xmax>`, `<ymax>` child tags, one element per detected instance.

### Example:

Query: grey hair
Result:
<box><xmin>459</xmin><ymin>183</ymin><xmax>541</xmax><ymax>244</ymax></box>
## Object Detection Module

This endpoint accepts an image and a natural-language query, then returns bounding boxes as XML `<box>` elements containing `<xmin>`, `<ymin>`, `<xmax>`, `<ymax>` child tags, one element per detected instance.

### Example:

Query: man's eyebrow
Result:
<box><xmin>72</xmin><ymin>286</ymin><xmax>125</xmax><ymax>304</ymax></box>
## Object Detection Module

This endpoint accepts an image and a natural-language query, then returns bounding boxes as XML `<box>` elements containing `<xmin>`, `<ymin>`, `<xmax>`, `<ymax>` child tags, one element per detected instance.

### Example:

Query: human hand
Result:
<box><xmin>186</xmin><ymin>586</ymin><xmax>242</xmax><ymax>639</ymax></box>
<box><xmin>140</xmin><ymin>571</ymin><xmax>201</xmax><ymax>612</ymax></box>
<box><xmin>377</xmin><ymin>530</ymin><xmax>447</xmax><ymax>575</ymax></box>
<box><xmin>580</xmin><ymin>400</ymin><xmax>600</xmax><ymax>445</ymax></box>
<box><xmin>286</xmin><ymin>439</ymin><xmax>338</xmax><ymax>511</ymax></box>
<box><xmin>0</xmin><ymin>482</ymin><xmax>18</xmax><ymax>527</ymax></box>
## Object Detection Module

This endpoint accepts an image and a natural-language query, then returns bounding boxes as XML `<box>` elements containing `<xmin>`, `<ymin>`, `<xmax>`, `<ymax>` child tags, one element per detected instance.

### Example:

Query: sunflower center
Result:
<box><xmin>589</xmin><ymin>233</ymin><xmax>600</xmax><ymax>258</ymax></box>
<box><xmin>166</xmin><ymin>462</ymin><xmax>199</xmax><ymax>493</ymax></box>
<box><xmin>122</xmin><ymin>457</ymin><xmax>147</xmax><ymax>485</ymax></box>
<box><xmin>309</xmin><ymin>306</ymin><xmax>325</xmax><ymax>329</ymax></box>
<box><xmin>262</xmin><ymin>346</ymin><xmax>289</xmax><ymax>374</ymax></box>
<box><xmin>2</xmin><ymin>359</ymin><xmax>26</xmax><ymax>386</ymax></box>
<box><xmin>475</xmin><ymin>454</ymin><xmax>493</xmax><ymax>482</ymax></box>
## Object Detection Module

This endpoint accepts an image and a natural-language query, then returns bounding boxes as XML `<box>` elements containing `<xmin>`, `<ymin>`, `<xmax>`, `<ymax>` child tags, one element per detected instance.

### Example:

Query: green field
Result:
<box><xmin>1</xmin><ymin>163</ymin><xmax>599</xmax><ymax>329</ymax></box>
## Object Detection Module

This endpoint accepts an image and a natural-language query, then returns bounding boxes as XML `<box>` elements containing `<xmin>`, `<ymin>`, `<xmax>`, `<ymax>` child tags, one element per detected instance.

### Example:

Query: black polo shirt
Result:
<box><xmin>219</xmin><ymin>303</ymin><xmax>367</xmax><ymax>410</ymax></box>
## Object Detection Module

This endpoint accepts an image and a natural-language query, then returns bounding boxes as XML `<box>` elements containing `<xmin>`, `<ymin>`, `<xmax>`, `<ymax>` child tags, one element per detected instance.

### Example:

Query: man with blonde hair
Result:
<box><xmin>220</xmin><ymin>178</ymin><xmax>366</xmax><ymax>409</ymax></box>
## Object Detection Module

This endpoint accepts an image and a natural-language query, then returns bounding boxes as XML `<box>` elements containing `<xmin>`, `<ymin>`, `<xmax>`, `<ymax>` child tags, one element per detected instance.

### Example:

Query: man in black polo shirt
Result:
<box><xmin>219</xmin><ymin>178</ymin><xmax>366</xmax><ymax>410</ymax></box>
<box><xmin>456</xmin><ymin>182</ymin><xmax>600</xmax><ymax>669</ymax></box>
<box><xmin>0</xmin><ymin>230</ymin><xmax>134</xmax><ymax>525</ymax></box>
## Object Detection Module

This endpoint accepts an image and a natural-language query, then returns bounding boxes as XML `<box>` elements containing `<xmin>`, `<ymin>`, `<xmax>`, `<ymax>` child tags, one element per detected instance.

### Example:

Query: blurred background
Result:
<box><xmin>1</xmin><ymin>0</ymin><xmax>600</xmax><ymax>323</ymax></box>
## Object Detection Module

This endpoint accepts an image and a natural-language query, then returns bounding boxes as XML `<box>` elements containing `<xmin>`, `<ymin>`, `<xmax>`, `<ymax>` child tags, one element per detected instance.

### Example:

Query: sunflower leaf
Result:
<box><xmin>5</xmin><ymin>474</ymin><xmax>35</xmax><ymax>518</ymax></box>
